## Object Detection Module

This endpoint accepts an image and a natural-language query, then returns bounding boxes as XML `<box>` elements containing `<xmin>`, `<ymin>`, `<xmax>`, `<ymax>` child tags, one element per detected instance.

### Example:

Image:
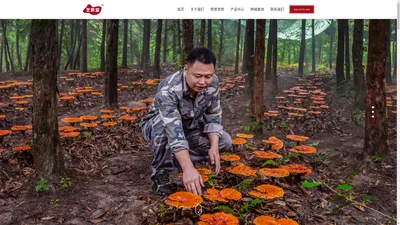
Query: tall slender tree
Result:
<box><xmin>104</xmin><ymin>19</ymin><xmax>119</xmax><ymax>109</ymax></box>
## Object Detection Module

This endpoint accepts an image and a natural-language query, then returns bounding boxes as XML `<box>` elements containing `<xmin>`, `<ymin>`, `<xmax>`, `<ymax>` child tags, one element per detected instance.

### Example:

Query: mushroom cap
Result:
<box><xmin>197</xmin><ymin>168</ymin><xmax>212</xmax><ymax>175</ymax></box>
<box><xmin>100</xmin><ymin>109</ymin><xmax>113</xmax><ymax>113</ymax></box>
<box><xmin>11</xmin><ymin>125</ymin><xmax>31</xmax><ymax>131</ymax></box>
<box><xmin>279</xmin><ymin>164</ymin><xmax>312</xmax><ymax>176</ymax></box>
<box><xmin>198</xmin><ymin>212</ymin><xmax>239</xmax><ymax>225</ymax></box>
<box><xmin>60</xmin><ymin>132</ymin><xmax>80</xmax><ymax>138</ymax></box>
<box><xmin>80</xmin><ymin>122</ymin><xmax>98</xmax><ymax>127</ymax></box>
<box><xmin>285</xmin><ymin>135</ymin><xmax>309</xmax><ymax>142</ymax></box>
<box><xmin>140</xmin><ymin>99</ymin><xmax>154</xmax><ymax>103</ymax></box>
<box><xmin>101</xmin><ymin>114</ymin><xmax>116</xmax><ymax>119</ymax></box>
<box><xmin>262</xmin><ymin>137</ymin><xmax>283</xmax><ymax>151</ymax></box>
<box><xmin>59</xmin><ymin>126</ymin><xmax>77</xmax><ymax>132</ymax></box>
<box><xmin>258</xmin><ymin>168</ymin><xmax>290</xmax><ymax>178</ymax></box>
<box><xmin>220</xmin><ymin>188</ymin><xmax>242</xmax><ymax>201</ymax></box>
<box><xmin>0</xmin><ymin>130</ymin><xmax>12</xmax><ymax>136</ymax></box>
<box><xmin>102</xmin><ymin>122</ymin><xmax>118</xmax><ymax>127</ymax></box>
<box><xmin>164</xmin><ymin>191</ymin><xmax>202</xmax><ymax>209</ymax></box>
<box><xmin>276</xmin><ymin>218</ymin><xmax>299</xmax><ymax>225</ymax></box>
<box><xmin>289</xmin><ymin>145</ymin><xmax>316</xmax><ymax>154</ymax></box>
<box><xmin>226</xmin><ymin>164</ymin><xmax>256</xmax><ymax>176</ymax></box>
<box><xmin>13</xmin><ymin>145</ymin><xmax>31</xmax><ymax>151</ymax></box>
<box><xmin>249</xmin><ymin>184</ymin><xmax>284</xmax><ymax>199</ymax></box>
<box><xmin>119</xmin><ymin>115</ymin><xmax>137</xmax><ymax>121</ymax></box>
<box><xmin>236</xmin><ymin>133</ymin><xmax>254</xmax><ymax>138</ymax></box>
<box><xmin>232</xmin><ymin>138</ymin><xmax>247</xmax><ymax>145</ymax></box>
<box><xmin>80</xmin><ymin>115</ymin><xmax>98</xmax><ymax>120</ymax></box>
<box><xmin>253</xmin><ymin>215</ymin><xmax>277</xmax><ymax>225</ymax></box>
<box><xmin>203</xmin><ymin>188</ymin><xmax>229</xmax><ymax>203</ymax></box>
<box><xmin>253</xmin><ymin>151</ymin><xmax>281</xmax><ymax>159</ymax></box>
<box><xmin>61</xmin><ymin>117</ymin><xmax>83</xmax><ymax>123</ymax></box>
<box><xmin>220</xmin><ymin>154</ymin><xmax>241</xmax><ymax>162</ymax></box>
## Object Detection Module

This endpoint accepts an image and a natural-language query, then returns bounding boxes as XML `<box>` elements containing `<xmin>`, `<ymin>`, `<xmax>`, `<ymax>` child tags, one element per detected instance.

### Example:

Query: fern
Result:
<box><xmin>278</xmin><ymin>153</ymin><xmax>302</xmax><ymax>164</ymax></box>
<box><xmin>238</xmin><ymin>179</ymin><xmax>252</xmax><ymax>192</ymax></box>
<box><xmin>212</xmin><ymin>205</ymin><xmax>239</xmax><ymax>216</ymax></box>
<box><xmin>239</xmin><ymin>198</ymin><xmax>266</xmax><ymax>214</ymax></box>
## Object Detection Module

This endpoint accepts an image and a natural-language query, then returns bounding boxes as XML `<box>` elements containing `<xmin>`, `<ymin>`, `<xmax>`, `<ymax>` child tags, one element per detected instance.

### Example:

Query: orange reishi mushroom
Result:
<box><xmin>285</xmin><ymin>135</ymin><xmax>309</xmax><ymax>142</ymax></box>
<box><xmin>165</xmin><ymin>191</ymin><xmax>203</xmax><ymax>209</ymax></box>
<box><xmin>80</xmin><ymin>115</ymin><xmax>98</xmax><ymax>120</ymax></box>
<box><xmin>249</xmin><ymin>184</ymin><xmax>284</xmax><ymax>199</ymax></box>
<box><xmin>289</xmin><ymin>145</ymin><xmax>316</xmax><ymax>154</ymax></box>
<box><xmin>61</xmin><ymin>117</ymin><xmax>83</xmax><ymax>123</ymax></box>
<box><xmin>203</xmin><ymin>188</ymin><xmax>229</xmax><ymax>203</ymax></box>
<box><xmin>258</xmin><ymin>168</ymin><xmax>290</xmax><ymax>178</ymax></box>
<box><xmin>253</xmin><ymin>215</ymin><xmax>277</xmax><ymax>225</ymax></box>
<box><xmin>198</xmin><ymin>212</ymin><xmax>239</xmax><ymax>225</ymax></box>
<box><xmin>232</xmin><ymin>138</ymin><xmax>247</xmax><ymax>145</ymax></box>
<box><xmin>219</xmin><ymin>188</ymin><xmax>242</xmax><ymax>201</ymax></box>
<box><xmin>226</xmin><ymin>164</ymin><xmax>256</xmax><ymax>176</ymax></box>
<box><xmin>220</xmin><ymin>154</ymin><xmax>241</xmax><ymax>162</ymax></box>
<box><xmin>60</xmin><ymin>132</ymin><xmax>80</xmax><ymax>138</ymax></box>
<box><xmin>80</xmin><ymin>123</ymin><xmax>98</xmax><ymax>128</ymax></box>
<box><xmin>279</xmin><ymin>164</ymin><xmax>312</xmax><ymax>176</ymax></box>
<box><xmin>261</xmin><ymin>137</ymin><xmax>283</xmax><ymax>151</ymax></box>
<box><xmin>102</xmin><ymin>122</ymin><xmax>118</xmax><ymax>127</ymax></box>
<box><xmin>236</xmin><ymin>133</ymin><xmax>254</xmax><ymax>138</ymax></box>
<box><xmin>253</xmin><ymin>151</ymin><xmax>282</xmax><ymax>159</ymax></box>
<box><xmin>13</xmin><ymin>145</ymin><xmax>31</xmax><ymax>151</ymax></box>
<box><xmin>276</xmin><ymin>218</ymin><xmax>299</xmax><ymax>225</ymax></box>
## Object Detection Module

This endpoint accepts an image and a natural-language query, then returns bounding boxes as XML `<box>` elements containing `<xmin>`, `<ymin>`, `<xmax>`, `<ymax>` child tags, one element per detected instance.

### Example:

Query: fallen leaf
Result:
<box><xmin>90</xmin><ymin>206</ymin><xmax>110</xmax><ymax>220</ymax></box>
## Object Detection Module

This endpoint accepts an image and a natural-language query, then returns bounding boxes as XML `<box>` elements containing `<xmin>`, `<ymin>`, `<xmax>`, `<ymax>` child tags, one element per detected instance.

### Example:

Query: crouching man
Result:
<box><xmin>140</xmin><ymin>48</ymin><xmax>232</xmax><ymax>196</ymax></box>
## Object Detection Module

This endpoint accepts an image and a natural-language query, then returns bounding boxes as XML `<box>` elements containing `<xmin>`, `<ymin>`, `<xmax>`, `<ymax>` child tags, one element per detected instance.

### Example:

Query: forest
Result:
<box><xmin>0</xmin><ymin>19</ymin><xmax>397</xmax><ymax>225</ymax></box>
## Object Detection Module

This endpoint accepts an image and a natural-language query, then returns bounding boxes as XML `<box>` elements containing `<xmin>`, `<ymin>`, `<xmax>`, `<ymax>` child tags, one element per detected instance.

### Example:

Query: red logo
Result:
<box><xmin>83</xmin><ymin>4</ymin><xmax>102</xmax><ymax>15</ymax></box>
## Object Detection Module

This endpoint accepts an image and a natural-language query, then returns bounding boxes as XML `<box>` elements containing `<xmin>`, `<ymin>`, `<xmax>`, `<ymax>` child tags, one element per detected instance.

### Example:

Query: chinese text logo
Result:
<box><xmin>83</xmin><ymin>4</ymin><xmax>102</xmax><ymax>15</ymax></box>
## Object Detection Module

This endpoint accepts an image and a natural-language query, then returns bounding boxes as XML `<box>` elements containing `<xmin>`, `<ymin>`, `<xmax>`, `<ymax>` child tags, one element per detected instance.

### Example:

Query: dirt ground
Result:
<box><xmin>0</xmin><ymin>68</ymin><xmax>396</xmax><ymax>225</ymax></box>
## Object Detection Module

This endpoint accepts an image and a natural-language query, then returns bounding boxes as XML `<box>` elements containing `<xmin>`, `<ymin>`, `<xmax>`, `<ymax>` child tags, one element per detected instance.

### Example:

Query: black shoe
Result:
<box><xmin>152</xmin><ymin>169</ymin><xmax>177</xmax><ymax>196</ymax></box>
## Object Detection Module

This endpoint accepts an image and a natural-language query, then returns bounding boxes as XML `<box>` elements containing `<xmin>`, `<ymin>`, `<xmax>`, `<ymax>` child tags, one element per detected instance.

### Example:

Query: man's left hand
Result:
<box><xmin>208</xmin><ymin>146</ymin><xmax>220</xmax><ymax>175</ymax></box>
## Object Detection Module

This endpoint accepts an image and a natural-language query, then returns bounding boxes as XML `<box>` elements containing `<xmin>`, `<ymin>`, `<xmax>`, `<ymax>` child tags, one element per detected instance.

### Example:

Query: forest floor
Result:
<box><xmin>0</xmin><ymin>66</ymin><xmax>397</xmax><ymax>225</ymax></box>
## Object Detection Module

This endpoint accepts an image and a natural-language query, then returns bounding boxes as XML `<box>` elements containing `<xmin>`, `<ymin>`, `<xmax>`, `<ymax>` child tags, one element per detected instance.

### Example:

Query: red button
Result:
<box><xmin>289</xmin><ymin>5</ymin><xmax>314</xmax><ymax>13</ymax></box>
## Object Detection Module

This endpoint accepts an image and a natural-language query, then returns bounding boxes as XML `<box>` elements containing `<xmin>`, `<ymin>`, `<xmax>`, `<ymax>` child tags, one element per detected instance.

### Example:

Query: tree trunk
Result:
<box><xmin>298</xmin><ymin>19</ymin><xmax>306</xmax><ymax>76</ymax></box>
<box><xmin>163</xmin><ymin>20</ymin><xmax>168</xmax><ymax>63</ymax></box>
<box><xmin>177</xmin><ymin>20</ymin><xmax>181</xmax><ymax>61</ymax></box>
<box><xmin>385</xmin><ymin>20</ymin><xmax>392</xmax><ymax>84</ymax></box>
<box><xmin>218</xmin><ymin>20</ymin><xmax>224</xmax><ymax>66</ymax></box>
<box><xmin>244</xmin><ymin>20</ymin><xmax>254</xmax><ymax>103</ymax></box>
<box><xmin>252</xmin><ymin>19</ymin><xmax>266</xmax><ymax>131</ymax></box>
<box><xmin>288</xmin><ymin>44</ymin><xmax>291</xmax><ymax>65</ymax></box>
<box><xmin>353</xmin><ymin>19</ymin><xmax>365</xmax><ymax>110</ymax></box>
<box><xmin>122</xmin><ymin>19</ymin><xmax>128</xmax><ymax>68</ymax></box>
<box><xmin>141</xmin><ymin>19</ymin><xmax>151</xmax><ymax>72</ymax></box>
<box><xmin>73</xmin><ymin>29</ymin><xmax>82</xmax><ymax>71</ymax></box>
<box><xmin>81</xmin><ymin>20</ymin><xmax>87</xmax><ymax>72</ymax></box>
<box><xmin>31</xmin><ymin>19</ymin><xmax>65</xmax><ymax>176</ymax></box>
<box><xmin>0</xmin><ymin>40</ymin><xmax>3</xmax><ymax>72</ymax></box>
<box><xmin>130</xmin><ymin>22</ymin><xmax>134</xmax><ymax>65</ymax></box>
<box><xmin>271</xmin><ymin>20</ymin><xmax>278</xmax><ymax>96</ymax></box>
<box><xmin>318</xmin><ymin>35</ymin><xmax>323</xmax><ymax>65</ymax></box>
<box><xmin>200</xmin><ymin>19</ymin><xmax>205</xmax><ymax>47</ymax></box>
<box><xmin>207</xmin><ymin>19</ymin><xmax>212</xmax><ymax>51</ymax></box>
<box><xmin>24</xmin><ymin>21</ymin><xmax>33</xmax><ymax>71</ymax></box>
<box><xmin>364</xmin><ymin>19</ymin><xmax>388</xmax><ymax>158</ymax></box>
<box><xmin>235</xmin><ymin>19</ymin><xmax>241</xmax><ymax>74</ymax></box>
<box><xmin>57</xmin><ymin>20</ymin><xmax>65</xmax><ymax>71</ymax></box>
<box><xmin>100</xmin><ymin>19</ymin><xmax>106</xmax><ymax>71</ymax></box>
<box><xmin>173</xmin><ymin>20</ymin><xmax>177</xmax><ymax>63</ymax></box>
<box><xmin>154</xmin><ymin>19</ymin><xmax>162</xmax><ymax>78</ymax></box>
<box><xmin>345</xmin><ymin>20</ymin><xmax>351</xmax><ymax>80</ymax></box>
<box><xmin>64</xmin><ymin>20</ymin><xmax>78</xmax><ymax>70</ymax></box>
<box><xmin>242</xmin><ymin>22</ymin><xmax>248</xmax><ymax>74</ymax></box>
<box><xmin>394</xmin><ymin>20</ymin><xmax>397</xmax><ymax>79</ymax></box>
<box><xmin>265</xmin><ymin>20</ymin><xmax>274</xmax><ymax>80</ymax></box>
<box><xmin>104</xmin><ymin>19</ymin><xmax>119</xmax><ymax>109</ymax></box>
<box><xmin>182</xmin><ymin>20</ymin><xmax>194</xmax><ymax>67</ymax></box>
<box><xmin>312</xmin><ymin>19</ymin><xmax>316</xmax><ymax>73</ymax></box>
<box><xmin>2</xmin><ymin>20</ymin><xmax>15</xmax><ymax>73</ymax></box>
<box><xmin>329</xmin><ymin>19</ymin><xmax>334</xmax><ymax>69</ymax></box>
<box><xmin>15</xmin><ymin>21</ymin><xmax>22</xmax><ymax>70</ymax></box>
<box><xmin>336</xmin><ymin>20</ymin><xmax>346</xmax><ymax>85</ymax></box>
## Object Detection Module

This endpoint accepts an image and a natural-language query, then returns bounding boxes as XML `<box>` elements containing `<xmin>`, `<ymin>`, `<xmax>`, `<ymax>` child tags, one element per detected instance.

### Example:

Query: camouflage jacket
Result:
<box><xmin>140</xmin><ymin>69</ymin><xmax>222</xmax><ymax>153</ymax></box>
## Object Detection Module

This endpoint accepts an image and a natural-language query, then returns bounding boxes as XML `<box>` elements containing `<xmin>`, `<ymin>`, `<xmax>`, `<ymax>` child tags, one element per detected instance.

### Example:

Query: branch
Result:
<box><xmin>323</xmin><ymin>182</ymin><xmax>396</xmax><ymax>221</ymax></box>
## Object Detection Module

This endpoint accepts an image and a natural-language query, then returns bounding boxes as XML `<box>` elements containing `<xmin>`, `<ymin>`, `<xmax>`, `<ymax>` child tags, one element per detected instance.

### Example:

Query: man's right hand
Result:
<box><xmin>182</xmin><ymin>165</ymin><xmax>204</xmax><ymax>195</ymax></box>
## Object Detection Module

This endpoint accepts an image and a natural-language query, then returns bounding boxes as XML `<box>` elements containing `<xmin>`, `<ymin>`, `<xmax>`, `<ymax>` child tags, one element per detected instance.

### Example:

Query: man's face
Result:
<box><xmin>184</xmin><ymin>60</ymin><xmax>215</xmax><ymax>93</ymax></box>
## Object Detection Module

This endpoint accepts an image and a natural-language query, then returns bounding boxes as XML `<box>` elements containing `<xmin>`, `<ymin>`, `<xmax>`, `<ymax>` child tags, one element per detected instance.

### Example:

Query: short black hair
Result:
<box><xmin>185</xmin><ymin>48</ymin><xmax>216</xmax><ymax>68</ymax></box>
